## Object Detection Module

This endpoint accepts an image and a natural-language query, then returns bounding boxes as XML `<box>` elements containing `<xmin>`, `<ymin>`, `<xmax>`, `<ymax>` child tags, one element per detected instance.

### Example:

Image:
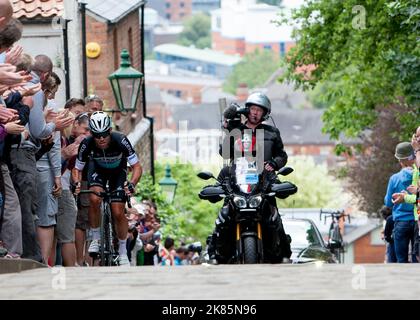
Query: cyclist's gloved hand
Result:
<box><xmin>264</xmin><ymin>160</ymin><xmax>278</xmax><ymax>172</ymax></box>
<box><xmin>125</xmin><ymin>181</ymin><xmax>135</xmax><ymax>195</ymax></box>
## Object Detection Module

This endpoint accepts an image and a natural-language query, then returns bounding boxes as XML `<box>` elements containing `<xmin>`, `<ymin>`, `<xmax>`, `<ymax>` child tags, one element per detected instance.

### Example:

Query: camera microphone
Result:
<box><xmin>223</xmin><ymin>104</ymin><xmax>239</xmax><ymax>120</ymax></box>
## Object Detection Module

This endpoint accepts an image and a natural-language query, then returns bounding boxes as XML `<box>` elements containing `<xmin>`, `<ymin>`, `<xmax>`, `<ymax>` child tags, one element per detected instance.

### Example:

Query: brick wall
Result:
<box><xmin>165</xmin><ymin>0</ymin><xmax>192</xmax><ymax>22</ymax></box>
<box><xmin>135</xmin><ymin>125</ymin><xmax>152</xmax><ymax>175</ymax></box>
<box><xmin>146</xmin><ymin>79</ymin><xmax>219</xmax><ymax>103</ymax></box>
<box><xmin>286</xmin><ymin>144</ymin><xmax>334</xmax><ymax>156</ymax></box>
<box><xmin>212</xmin><ymin>31</ymin><xmax>245</xmax><ymax>56</ymax></box>
<box><xmin>86</xmin><ymin>11</ymin><xmax>152</xmax><ymax>174</ymax></box>
<box><xmin>86</xmin><ymin>10</ymin><xmax>143</xmax><ymax>135</ymax></box>
<box><xmin>353</xmin><ymin>234</ymin><xmax>386</xmax><ymax>263</ymax></box>
<box><xmin>212</xmin><ymin>31</ymin><xmax>296</xmax><ymax>57</ymax></box>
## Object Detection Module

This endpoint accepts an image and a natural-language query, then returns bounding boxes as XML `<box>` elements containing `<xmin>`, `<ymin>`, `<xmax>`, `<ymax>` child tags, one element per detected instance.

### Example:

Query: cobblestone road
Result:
<box><xmin>0</xmin><ymin>263</ymin><xmax>419</xmax><ymax>300</ymax></box>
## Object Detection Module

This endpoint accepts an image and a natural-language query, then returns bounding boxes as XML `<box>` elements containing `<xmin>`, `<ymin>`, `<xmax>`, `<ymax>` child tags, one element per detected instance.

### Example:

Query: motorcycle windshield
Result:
<box><xmin>234</xmin><ymin>157</ymin><xmax>259</xmax><ymax>194</ymax></box>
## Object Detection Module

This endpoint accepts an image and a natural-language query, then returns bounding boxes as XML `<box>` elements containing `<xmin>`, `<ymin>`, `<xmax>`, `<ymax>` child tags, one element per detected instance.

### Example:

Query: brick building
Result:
<box><xmin>146</xmin><ymin>73</ymin><xmax>223</xmax><ymax>105</ymax></box>
<box><xmin>343</xmin><ymin>223</ymin><xmax>386</xmax><ymax>264</ymax></box>
<box><xmin>85</xmin><ymin>0</ymin><xmax>152</xmax><ymax>173</ymax></box>
<box><xmin>85</xmin><ymin>1</ymin><xmax>142</xmax><ymax>116</ymax></box>
<box><xmin>147</xmin><ymin>0</ymin><xmax>192</xmax><ymax>22</ymax></box>
<box><xmin>164</xmin><ymin>0</ymin><xmax>192</xmax><ymax>22</ymax></box>
<box><xmin>211</xmin><ymin>0</ymin><xmax>298</xmax><ymax>57</ymax></box>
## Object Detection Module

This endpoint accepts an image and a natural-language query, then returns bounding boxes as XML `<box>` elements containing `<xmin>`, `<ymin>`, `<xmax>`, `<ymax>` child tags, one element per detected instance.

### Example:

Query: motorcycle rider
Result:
<box><xmin>207</xmin><ymin>92</ymin><xmax>292</xmax><ymax>263</ymax></box>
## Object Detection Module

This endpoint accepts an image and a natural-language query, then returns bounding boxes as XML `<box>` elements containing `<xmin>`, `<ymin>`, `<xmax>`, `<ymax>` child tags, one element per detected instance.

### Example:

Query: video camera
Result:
<box><xmin>223</xmin><ymin>103</ymin><xmax>248</xmax><ymax>131</ymax></box>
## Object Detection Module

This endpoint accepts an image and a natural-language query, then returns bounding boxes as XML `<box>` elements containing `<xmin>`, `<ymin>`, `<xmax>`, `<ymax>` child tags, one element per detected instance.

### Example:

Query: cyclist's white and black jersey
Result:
<box><xmin>75</xmin><ymin>132</ymin><xmax>139</xmax><ymax>171</ymax></box>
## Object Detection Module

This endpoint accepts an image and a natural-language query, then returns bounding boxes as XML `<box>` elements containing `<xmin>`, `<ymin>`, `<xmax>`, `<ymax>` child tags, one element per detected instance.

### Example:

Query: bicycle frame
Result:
<box><xmin>320</xmin><ymin>209</ymin><xmax>350</xmax><ymax>263</ymax></box>
<box><xmin>77</xmin><ymin>188</ymin><xmax>132</xmax><ymax>266</ymax></box>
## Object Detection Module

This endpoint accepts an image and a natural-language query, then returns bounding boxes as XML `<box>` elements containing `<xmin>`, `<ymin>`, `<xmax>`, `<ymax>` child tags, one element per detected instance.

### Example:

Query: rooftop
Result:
<box><xmin>170</xmin><ymin>101</ymin><xmax>337</xmax><ymax>145</ymax></box>
<box><xmin>13</xmin><ymin>0</ymin><xmax>63</xmax><ymax>19</ymax></box>
<box><xmin>154</xmin><ymin>44</ymin><xmax>242</xmax><ymax>66</ymax></box>
<box><xmin>86</xmin><ymin>0</ymin><xmax>145</xmax><ymax>24</ymax></box>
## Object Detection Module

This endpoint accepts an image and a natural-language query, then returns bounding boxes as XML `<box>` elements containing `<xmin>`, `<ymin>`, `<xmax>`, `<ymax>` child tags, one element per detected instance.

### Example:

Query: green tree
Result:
<box><xmin>178</xmin><ymin>13</ymin><xmax>211</xmax><ymax>49</ymax></box>
<box><xmin>223</xmin><ymin>49</ymin><xmax>282</xmax><ymax>94</ymax></box>
<box><xmin>276</xmin><ymin>156</ymin><xmax>349</xmax><ymax>209</ymax></box>
<box><xmin>346</xmin><ymin>104</ymin><xmax>417</xmax><ymax>215</ymax></box>
<box><xmin>278</xmin><ymin>0</ymin><xmax>419</xmax><ymax>150</ymax></box>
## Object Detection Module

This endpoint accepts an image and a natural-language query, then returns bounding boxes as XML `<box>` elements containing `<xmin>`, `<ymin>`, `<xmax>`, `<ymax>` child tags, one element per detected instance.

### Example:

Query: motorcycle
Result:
<box><xmin>198</xmin><ymin>157</ymin><xmax>297</xmax><ymax>264</ymax></box>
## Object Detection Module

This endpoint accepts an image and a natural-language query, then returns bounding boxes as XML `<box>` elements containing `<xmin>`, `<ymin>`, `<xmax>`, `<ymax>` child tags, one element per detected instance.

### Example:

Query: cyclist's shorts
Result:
<box><xmin>87</xmin><ymin>162</ymin><xmax>127</xmax><ymax>203</ymax></box>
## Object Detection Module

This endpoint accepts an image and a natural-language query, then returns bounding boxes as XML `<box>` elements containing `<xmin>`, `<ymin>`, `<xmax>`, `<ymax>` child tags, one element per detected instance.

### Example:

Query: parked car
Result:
<box><xmin>283</xmin><ymin>218</ymin><xmax>337</xmax><ymax>264</ymax></box>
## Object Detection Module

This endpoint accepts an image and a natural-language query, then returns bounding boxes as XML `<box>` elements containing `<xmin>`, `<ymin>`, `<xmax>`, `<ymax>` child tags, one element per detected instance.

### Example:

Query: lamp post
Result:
<box><xmin>108</xmin><ymin>49</ymin><xmax>144</xmax><ymax>113</ymax></box>
<box><xmin>159</xmin><ymin>164</ymin><xmax>178</xmax><ymax>204</ymax></box>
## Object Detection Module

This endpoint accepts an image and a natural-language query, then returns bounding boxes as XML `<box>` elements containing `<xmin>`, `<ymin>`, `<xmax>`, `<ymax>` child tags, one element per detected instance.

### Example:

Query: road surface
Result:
<box><xmin>0</xmin><ymin>263</ymin><xmax>419</xmax><ymax>299</ymax></box>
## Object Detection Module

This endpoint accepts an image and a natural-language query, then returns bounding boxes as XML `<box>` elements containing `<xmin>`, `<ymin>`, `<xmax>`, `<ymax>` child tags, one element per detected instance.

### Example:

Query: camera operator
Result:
<box><xmin>207</xmin><ymin>92</ymin><xmax>291</xmax><ymax>263</ymax></box>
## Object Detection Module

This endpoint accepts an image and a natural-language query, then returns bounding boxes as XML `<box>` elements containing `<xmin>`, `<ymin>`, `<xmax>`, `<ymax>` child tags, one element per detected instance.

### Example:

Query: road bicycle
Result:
<box><xmin>319</xmin><ymin>209</ymin><xmax>350</xmax><ymax>263</ymax></box>
<box><xmin>77</xmin><ymin>188</ymin><xmax>132</xmax><ymax>266</ymax></box>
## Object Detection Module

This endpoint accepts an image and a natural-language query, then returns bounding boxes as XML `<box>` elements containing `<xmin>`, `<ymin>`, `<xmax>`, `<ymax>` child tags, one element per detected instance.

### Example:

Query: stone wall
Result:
<box><xmin>127</xmin><ymin>118</ymin><xmax>152</xmax><ymax>174</ymax></box>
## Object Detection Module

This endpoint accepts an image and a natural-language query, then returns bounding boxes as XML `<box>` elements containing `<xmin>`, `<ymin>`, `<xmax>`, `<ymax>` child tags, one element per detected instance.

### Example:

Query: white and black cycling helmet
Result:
<box><xmin>89</xmin><ymin>111</ymin><xmax>111</xmax><ymax>134</ymax></box>
<box><xmin>245</xmin><ymin>92</ymin><xmax>271</xmax><ymax>121</ymax></box>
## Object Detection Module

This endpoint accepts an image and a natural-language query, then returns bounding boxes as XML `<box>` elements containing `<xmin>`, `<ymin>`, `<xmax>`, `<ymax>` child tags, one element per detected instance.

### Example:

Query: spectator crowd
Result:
<box><xmin>0</xmin><ymin>0</ymin><xmax>197</xmax><ymax>267</ymax></box>
<box><xmin>382</xmin><ymin>126</ymin><xmax>420</xmax><ymax>263</ymax></box>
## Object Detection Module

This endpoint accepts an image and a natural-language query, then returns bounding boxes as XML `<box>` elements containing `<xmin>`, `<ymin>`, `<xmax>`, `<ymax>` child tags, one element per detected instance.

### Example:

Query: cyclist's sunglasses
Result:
<box><xmin>92</xmin><ymin>131</ymin><xmax>110</xmax><ymax>139</ymax></box>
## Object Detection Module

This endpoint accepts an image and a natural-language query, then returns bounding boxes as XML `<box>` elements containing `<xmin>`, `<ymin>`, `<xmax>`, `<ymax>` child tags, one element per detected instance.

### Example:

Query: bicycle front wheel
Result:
<box><xmin>100</xmin><ymin>202</ymin><xmax>113</xmax><ymax>266</ymax></box>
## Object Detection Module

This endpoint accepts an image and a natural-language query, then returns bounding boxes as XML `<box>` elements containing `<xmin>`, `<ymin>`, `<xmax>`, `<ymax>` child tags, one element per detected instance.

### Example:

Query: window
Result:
<box><xmin>166</xmin><ymin>2</ymin><xmax>171</xmax><ymax>8</ymax></box>
<box><xmin>263</xmin><ymin>44</ymin><xmax>272</xmax><ymax>50</ymax></box>
<box><xmin>166</xmin><ymin>13</ymin><xmax>171</xmax><ymax>20</ymax></box>
<box><xmin>280</xmin><ymin>42</ymin><xmax>285</xmax><ymax>56</ymax></box>
<box><xmin>180</xmin><ymin>2</ymin><xmax>184</xmax><ymax>7</ymax></box>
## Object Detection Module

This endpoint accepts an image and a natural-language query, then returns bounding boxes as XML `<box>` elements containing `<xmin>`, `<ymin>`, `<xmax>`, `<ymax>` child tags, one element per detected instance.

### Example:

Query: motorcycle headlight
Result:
<box><xmin>249</xmin><ymin>195</ymin><xmax>262</xmax><ymax>208</ymax></box>
<box><xmin>233</xmin><ymin>196</ymin><xmax>247</xmax><ymax>208</ymax></box>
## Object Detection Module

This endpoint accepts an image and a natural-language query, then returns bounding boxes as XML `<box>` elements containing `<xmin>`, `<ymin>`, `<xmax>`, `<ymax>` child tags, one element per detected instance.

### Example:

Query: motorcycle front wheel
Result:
<box><xmin>243</xmin><ymin>236</ymin><xmax>258</xmax><ymax>264</ymax></box>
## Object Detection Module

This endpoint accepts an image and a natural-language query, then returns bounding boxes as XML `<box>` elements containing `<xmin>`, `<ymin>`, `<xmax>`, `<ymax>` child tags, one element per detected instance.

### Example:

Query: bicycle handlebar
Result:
<box><xmin>319</xmin><ymin>208</ymin><xmax>350</xmax><ymax>223</ymax></box>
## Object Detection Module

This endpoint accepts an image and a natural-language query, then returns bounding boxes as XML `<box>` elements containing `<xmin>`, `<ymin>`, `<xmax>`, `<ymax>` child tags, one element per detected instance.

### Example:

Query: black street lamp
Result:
<box><xmin>159</xmin><ymin>164</ymin><xmax>178</xmax><ymax>204</ymax></box>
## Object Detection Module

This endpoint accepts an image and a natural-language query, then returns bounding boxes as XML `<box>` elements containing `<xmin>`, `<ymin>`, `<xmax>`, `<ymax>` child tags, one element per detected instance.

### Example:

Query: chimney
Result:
<box><xmin>236</xmin><ymin>83</ymin><xmax>248</xmax><ymax>102</ymax></box>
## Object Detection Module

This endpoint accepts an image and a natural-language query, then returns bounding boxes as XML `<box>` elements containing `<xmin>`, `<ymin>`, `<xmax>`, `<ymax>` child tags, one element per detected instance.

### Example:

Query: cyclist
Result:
<box><xmin>72</xmin><ymin>111</ymin><xmax>142</xmax><ymax>266</ymax></box>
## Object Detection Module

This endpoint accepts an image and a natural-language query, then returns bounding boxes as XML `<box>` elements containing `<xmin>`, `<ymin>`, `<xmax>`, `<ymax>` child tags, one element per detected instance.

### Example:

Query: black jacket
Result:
<box><xmin>384</xmin><ymin>215</ymin><xmax>394</xmax><ymax>243</ymax></box>
<box><xmin>5</xmin><ymin>92</ymin><xmax>30</xmax><ymax>125</ymax></box>
<box><xmin>219</xmin><ymin>122</ymin><xmax>288</xmax><ymax>170</ymax></box>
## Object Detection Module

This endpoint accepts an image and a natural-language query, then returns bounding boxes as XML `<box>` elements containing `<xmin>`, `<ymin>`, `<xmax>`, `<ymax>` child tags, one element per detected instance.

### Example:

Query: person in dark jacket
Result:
<box><xmin>208</xmin><ymin>92</ymin><xmax>292</xmax><ymax>263</ymax></box>
<box><xmin>380</xmin><ymin>205</ymin><xmax>396</xmax><ymax>263</ymax></box>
